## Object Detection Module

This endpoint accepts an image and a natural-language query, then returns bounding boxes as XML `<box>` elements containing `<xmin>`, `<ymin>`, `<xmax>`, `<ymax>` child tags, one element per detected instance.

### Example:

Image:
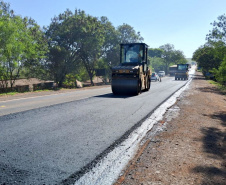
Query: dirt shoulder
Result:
<box><xmin>115</xmin><ymin>72</ymin><xmax>226</xmax><ymax>185</ymax></box>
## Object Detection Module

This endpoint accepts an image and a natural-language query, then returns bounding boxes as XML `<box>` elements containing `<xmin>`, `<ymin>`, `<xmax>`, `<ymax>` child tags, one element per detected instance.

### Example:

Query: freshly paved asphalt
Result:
<box><xmin>0</xmin><ymin>76</ymin><xmax>190</xmax><ymax>184</ymax></box>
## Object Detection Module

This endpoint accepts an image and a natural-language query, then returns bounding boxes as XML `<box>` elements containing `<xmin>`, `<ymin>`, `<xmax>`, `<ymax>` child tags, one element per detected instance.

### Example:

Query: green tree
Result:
<box><xmin>99</xmin><ymin>16</ymin><xmax>119</xmax><ymax>81</ymax></box>
<box><xmin>206</xmin><ymin>14</ymin><xmax>226</xmax><ymax>44</ymax></box>
<box><xmin>203</xmin><ymin>14</ymin><xmax>226</xmax><ymax>84</ymax></box>
<box><xmin>211</xmin><ymin>57</ymin><xmax>226</xmax><ymax>86</ymax></box>
<box><xmin>100</xmin><ymin>16</ymin><xmax>119</xmax><ymax>64</ymax></box>
<box><xmin>117</xmin><ymin>23</ymin><xmax>143</xmax><ymax>43</ymax></box>
<box><xmin>147</xmin><ymin>48</ymin><xmax>164</xmax><ymax>72</ymax></box>
<box><xmin>46</xmin><ymin>9</ymin><xmax>105</xmax><ymax>86</ymax></box>
<box><xmin>192</xmin><ymin>44</ymin><xmax>222</xmax><ymax>76</ymax></box>
<box><xmin>149</xmin><ymin>57</ymin><xmax>164</xmax><ymax>72</ymax></box>
<box><xmin>22</xmin><ymin>18</ymin><xmax>49</xmax><ymax>79</ymax></box>
<box><xmin>193</xmin><ymin>14</ymin><xmax>226</xmax><ymax>83</ymax></box>
<box><xmin>159</xmin><ymin>44</ymin><xmax>186</xmax><ymax>74</ymax></box>
<box><xmin>0</xmin><ymin>1</ymin><xmax>48</xmax><ymax>90</ymax></box>
<box><xmin>45</xmin><ymin>9</ymin><xmax>81</xmax><ymax>87</ymax></box>
<box><xmin>173</xmin><ymin>50</ymin><xmax>187</xmax><ymax>64</ymax></box>
<box><xmin>78</xmin><ymin>14</ymin><xmax>105</xmax><ymax>86</ymax></box>
<box><xmin>148</xmin><ymin>48</ymin><xmax>163</xmax><ymax>58</ymax></box>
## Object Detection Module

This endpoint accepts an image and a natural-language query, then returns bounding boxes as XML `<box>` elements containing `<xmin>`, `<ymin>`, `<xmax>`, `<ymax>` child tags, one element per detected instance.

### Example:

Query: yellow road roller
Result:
<box><xmin>111</xmin><ymin>43</ymin><xmax>151</xmax><ymax>95</ymax></box>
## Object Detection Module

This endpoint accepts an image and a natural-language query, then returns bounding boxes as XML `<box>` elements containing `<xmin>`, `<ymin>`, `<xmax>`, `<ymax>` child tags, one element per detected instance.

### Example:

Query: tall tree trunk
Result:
<box><xmin>89</xmin><ymin>71</ymin><xmax>94</xmax><ymax>86</ymax></box>
<box><xmin>58</xmin><ymin>80</ymin><xmax>63</xmax><ymax>87</ymax></box>
<box><xmin>58</xmin><ymin>75</ymin><xmax>66</xmax><ymax>88</ymax></box>
<box><xmin>82</xmin><ymin>59</ymin><xmax>94</xmax><ymax>86</ymax></box>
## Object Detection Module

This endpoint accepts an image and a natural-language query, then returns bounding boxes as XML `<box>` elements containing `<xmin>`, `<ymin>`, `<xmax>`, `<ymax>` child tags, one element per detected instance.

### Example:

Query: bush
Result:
<box><xmin>63</xmin><ymin>74</ymin><xmax>77</xmax><ymax>88</ymax></box>
<box><xmin>211</xmin><ymin>57</ymin><xmax>226</xmax><ymax>86</ymax></box>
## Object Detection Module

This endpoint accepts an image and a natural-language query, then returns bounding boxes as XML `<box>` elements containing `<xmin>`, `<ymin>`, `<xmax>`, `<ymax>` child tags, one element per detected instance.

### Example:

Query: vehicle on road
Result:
<box><xmin>111</xmin><ymin>43</ymin><xmax>151</xmax><ymax>95</ymax></box>
<box><xmin>158</xmin><ymin>71</ymin><xmax>165</xmax><ymax>77</ymax></box>
<box><xmin>169</xmin><ymin>65</ymin><xmax>177</xmax><ymax>76</ymax></box>
<box><xmin>151</xmin><ymin>72</ymin><xmax>160</xmax><ymax>81</ymax></box>
<box><xmin>175</xmin><ymin>64</ymin><xmax>189</xmax><ymax>80</ymax></box>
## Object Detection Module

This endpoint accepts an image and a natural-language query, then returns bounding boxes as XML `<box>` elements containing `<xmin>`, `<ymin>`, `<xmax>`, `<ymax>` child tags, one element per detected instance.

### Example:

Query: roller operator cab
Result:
<box><xmin>175</xmin><ymin>64</ymin><xmax>189</xmax><ymax>80</ymax></box>
<box><xmin>111</xmin><ymin>43</ymin><xmax>151</xmax><ymax>95</ymax></box>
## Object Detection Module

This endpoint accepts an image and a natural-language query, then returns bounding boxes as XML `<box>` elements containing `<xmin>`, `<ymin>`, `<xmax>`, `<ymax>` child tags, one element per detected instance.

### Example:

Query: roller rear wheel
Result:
<box><xmin>146</xmin><ymin>78</ymin><xmax>150</xmax><ymax>91</ymax></box>
<box><xmin>144</xmin><ymin>77</ymin><xmax>150</xmax><ymax>91</ymax></box>
<box><xmin>136</xmin><ymin>80</ymin><xmax>141</xmax><ymax>95</ymax></box>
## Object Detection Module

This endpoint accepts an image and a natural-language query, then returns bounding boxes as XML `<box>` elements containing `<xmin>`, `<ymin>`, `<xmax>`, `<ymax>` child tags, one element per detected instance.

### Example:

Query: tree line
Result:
<box><xmin>0</xmin><ymin>0</ymin><xmax>186</xmax><ymax>91</ymax></box>
<box><xmin>148</xmin><ymin>44</ymin><xmax>187</xmax><ymax>74</ymax></box>
<box><xmin>0</xmin><ymin>1</ymin><xmax>48</xmax><ymax>90</ymax></box>
<box><xmin>192</xmin><ymin>14</ymin><xmax>226</xmax><ymax>86</ymax></box>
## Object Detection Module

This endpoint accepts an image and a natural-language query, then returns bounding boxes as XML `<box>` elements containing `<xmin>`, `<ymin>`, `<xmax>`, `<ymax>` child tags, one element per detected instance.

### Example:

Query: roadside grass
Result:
<box><xmin>0</xmin><ymin>92</ymin><xmax>18</xmax><ymax>96</ymax></box>
<box><xmin>33</xmin><ymin>89</ymin><xmax>50</xmax><ymax>92</ymax></box>
<box><xmin>208</xmin><ymin>80</ymin><xmax>226</xmax><ymax>94</ymax></box>
<box><xmin>0</xmin><ymin>88</ymin><xmax>75</xmax><ymax>96</ymax></box>
<box><xmin>0</xmin><ymin>89</ymin><xmax>51</xmax><ymax>96</ymax></box>
<box><xmin>208</xmin><ymin>80</ymin><xmax>218</xmax><ymax>85</ymax></box>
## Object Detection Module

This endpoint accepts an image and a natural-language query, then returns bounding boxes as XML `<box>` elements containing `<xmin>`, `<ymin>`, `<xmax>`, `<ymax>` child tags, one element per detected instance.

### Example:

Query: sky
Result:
<box><xmin>4</xmin><ymin>0</ymin><xmax>226</xmax><ymax>58</ymax></box>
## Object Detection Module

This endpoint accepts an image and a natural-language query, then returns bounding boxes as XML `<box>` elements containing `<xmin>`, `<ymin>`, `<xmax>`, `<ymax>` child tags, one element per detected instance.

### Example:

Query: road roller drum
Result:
<box><xmin>112</xmin><ymin>79</ymin><xmax>140</xmax><ymax>95</ymax></box>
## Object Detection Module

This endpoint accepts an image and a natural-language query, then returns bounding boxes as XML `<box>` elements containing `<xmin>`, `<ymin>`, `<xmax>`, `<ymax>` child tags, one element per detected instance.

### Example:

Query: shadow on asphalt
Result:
<box><xmin>192</xmin><ymin>111</ymin><xmax>226</xmax><ymax>184</ymax></box>
<box><xmin>94</xmin><ymin>93</ymin><xmax>133</xmax><ymax>99</ymax></box>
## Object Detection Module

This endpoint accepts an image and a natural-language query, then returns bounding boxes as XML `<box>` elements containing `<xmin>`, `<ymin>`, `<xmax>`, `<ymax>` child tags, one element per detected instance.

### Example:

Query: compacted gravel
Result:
<box><xmin>115</xmin><ymin>72</ymin><xmax>226</xmax><ymax>185</ymax></box>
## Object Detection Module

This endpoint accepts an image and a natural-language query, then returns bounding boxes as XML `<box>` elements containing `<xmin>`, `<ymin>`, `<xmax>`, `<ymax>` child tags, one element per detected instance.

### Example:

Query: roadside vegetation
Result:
<box><xmin>148</xmin><ymin>44</ymin><xmax>187</xmax><ymax>74</ymax></box>
<box><xmin>193</xmin><ymin>14</ymin><xmax>226</xmax><ymax>88</ymax></box>
<box><xmin>208</xmin><ymin>80</ymin><xmax>226</xmax><ymax>94</ymax></box>
<box><xmin>0</xmin><ymin>1</ymin><xmax>144</xmax><ymax>92</ymax></box>
<box><xmin>1</xmin><ymin>0</ymin><xmax>220</xmax><ymax>94</ymax></box>
<box><xmin>0</xmin><ymin>92</ymin><xmax>17</xmax><ymax>96</ymax></box>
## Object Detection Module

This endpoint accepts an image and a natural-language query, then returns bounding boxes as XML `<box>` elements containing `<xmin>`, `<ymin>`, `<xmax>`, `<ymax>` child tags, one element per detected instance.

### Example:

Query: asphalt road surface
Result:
<box><xmin>0</xmin><ymin>76</ymin><xmax>191</xmax><ymax>184</ymax></box>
